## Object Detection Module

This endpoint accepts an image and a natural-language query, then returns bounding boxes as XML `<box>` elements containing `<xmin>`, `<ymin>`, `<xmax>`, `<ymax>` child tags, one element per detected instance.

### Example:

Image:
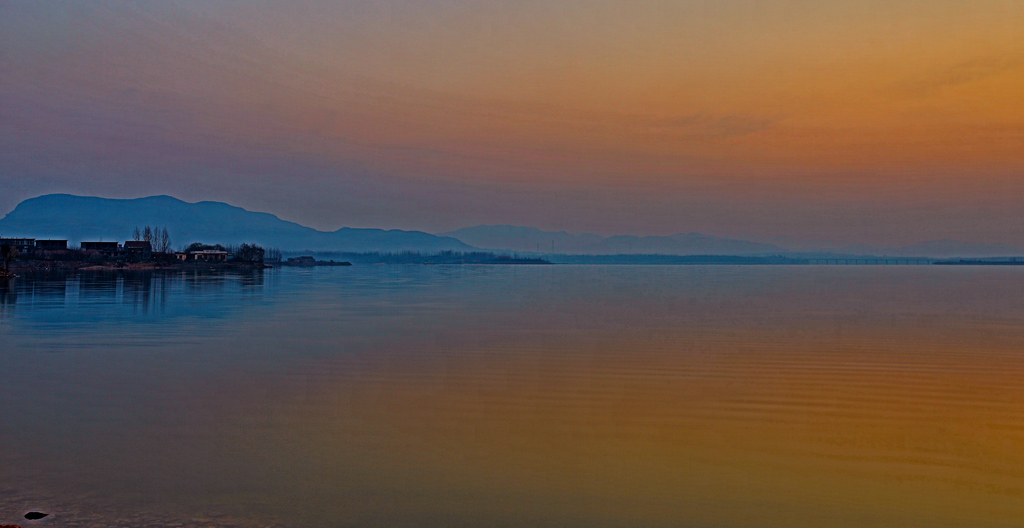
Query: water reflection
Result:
<box><xmin>0</xmin><ymin>278</ymin><xmax>16</xmax><ymax>309</ymax></box>
<box><xmin>0</xmin><ymin>268</ymin><xmax>268</xmax><ymax>313</ymax></box>
<box><xmin>2</xmin><ymin>266</ymin><xmax>1024</xmax><ymax>527</ymax></box>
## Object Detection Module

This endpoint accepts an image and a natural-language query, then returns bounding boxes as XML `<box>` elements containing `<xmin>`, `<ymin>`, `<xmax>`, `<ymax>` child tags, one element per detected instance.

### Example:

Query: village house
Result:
<box><xmin>176</xmin><ymin>250</ymin><xmax>229</xmax><ymax>262</ymax></box>
<box><xmin>80</xmin><ymin>241</ymin><xmax>120</xmax><ymax>255</ymax></box>
<box><xmin>123</xmin><ymin>240</ymin><xmax>153</xmax><ymax>261</ymax></box>
<box><xmin>0</xmin><ymin>237</ymin><xmax>36</xmax><ymax>250</ymax></box>
<box><xmin>35</xmin><ymin>240</ymin><xmax>68</xmax><ymax>250</ymax></box>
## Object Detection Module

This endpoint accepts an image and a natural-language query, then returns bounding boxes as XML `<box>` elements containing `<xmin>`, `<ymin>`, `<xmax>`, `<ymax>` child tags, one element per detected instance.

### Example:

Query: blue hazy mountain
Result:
<box><xmin>5</xmin><ymin>196</ymin><xmax>1020</xmax><ymax>258</ymax></box>
<box><xmin>0</xmin><ymin>194</ymin><xmax>472</xmax><ymax>252</ymax></box>
<box><xmin>443</xmin><ymin>225</ymin><xmax>1024</xmax><ymax>258</ymax></box>
<box><xmin>441</xmin><ymin>225</ymin><xmax>605</xmax><ymax>253</ymax></box>
<box><xmin>580</xmin><ymin>233</ymin><xmax>786</xmax><ymax>256</ymax></box>
<box><xmin>443</xmin><ymin>226</ymin><xmax>787</xmax><ymax>255</ymax></box>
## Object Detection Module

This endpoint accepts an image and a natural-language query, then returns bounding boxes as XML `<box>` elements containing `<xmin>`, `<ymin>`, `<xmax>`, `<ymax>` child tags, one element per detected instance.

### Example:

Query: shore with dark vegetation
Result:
<box><xmin>4</xmin><ymin>247</ymin><xmax>271</xmax><ymax>274</ymax></box>
<box><xmin>1</xmin><ymin>242</ymin><xmax>551</xmax><ymax>278</ymax></box>
<box><xmin>933</xmin><ymin>258</ymin><xmax>1024</xmax><ymax>265</ymax></box>
<box><xmin>0</xmin><ymin>236</ymin><xmax>275</xmax><ymax>278</ymax></box>
<box><xmin>8</xmin><ymin>260</ymin><xmax>270</xmax><ymax>273</ymax></box>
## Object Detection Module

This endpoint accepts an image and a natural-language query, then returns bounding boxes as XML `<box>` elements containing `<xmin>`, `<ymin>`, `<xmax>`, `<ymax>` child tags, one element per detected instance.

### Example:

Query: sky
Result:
<box><xmin>1</xmin><ymin>0</ymin><xmax>1023</xmax><ymax>246</ymax></box>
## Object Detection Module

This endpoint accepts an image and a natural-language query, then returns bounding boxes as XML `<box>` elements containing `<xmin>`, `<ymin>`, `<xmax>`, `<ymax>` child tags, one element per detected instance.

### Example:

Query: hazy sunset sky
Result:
<box><xmin>2</xmin><ymin>0</ymin><xmax>1023</xmax><ymax>245</ymax></box>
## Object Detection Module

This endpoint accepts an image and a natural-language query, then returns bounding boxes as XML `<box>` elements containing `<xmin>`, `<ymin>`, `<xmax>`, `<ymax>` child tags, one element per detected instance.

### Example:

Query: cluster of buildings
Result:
<box><xmin>2</xmin><ymin>238</ymin><xmax>70</xmax><ymax>252</ymax></box>
<box><xmin>0</xmin><ymin>237</ymin><xmax>230</xmax><ymax>263</ymax></box>
<box><xmin>176</xmin><ymin>250</ymin><xmax>229</xmax><ymax>262</ymax></box>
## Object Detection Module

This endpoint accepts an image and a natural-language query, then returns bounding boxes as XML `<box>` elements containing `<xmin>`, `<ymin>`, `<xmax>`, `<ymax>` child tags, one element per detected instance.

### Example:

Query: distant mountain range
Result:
<box><xmin>0</xmin><ymin>195</ymin><xmax>471</xmax><ymax>252</ymax></box>
<box><xmin>442</xmin><ymin>225</ymin><xmax>786</xmax><ymax>256</ymax></box>
<box><xmin>441</xmin><ymin>225</ymin><xmax>604</xmax><ymax>253</ymax></box>
<box><xmin>2</xmin><ymin>195</ymin><xmax>1021</xmax><ymax>258</ymax></box>
<box><xmin>443</xmin><ymin>225</ymin><xmax>1024</xmax><ymax>258</ymax></box>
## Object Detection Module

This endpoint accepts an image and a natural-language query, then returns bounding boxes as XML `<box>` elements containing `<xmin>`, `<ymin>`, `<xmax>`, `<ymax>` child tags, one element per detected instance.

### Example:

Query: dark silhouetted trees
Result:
<box><xmin>232</xmin><ymin>243</ymin><xmax>265</xmax><ymax>262</ymax></box>
<box><xmin>159</xmin><ymin>228</ymin><xmax>171</xmax><ymax>253</ymax></box>
<box><xmin>133</xmin><ymin>225</ymin><xmax>173</xmax><ymax>252</ymax></box>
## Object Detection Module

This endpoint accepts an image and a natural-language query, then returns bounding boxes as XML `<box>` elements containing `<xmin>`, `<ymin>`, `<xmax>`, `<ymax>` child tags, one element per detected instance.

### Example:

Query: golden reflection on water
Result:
<box><xmin>220</xmin><ymin>324</ymin><xmax>1024</xmax><ymax>527</ymax></box>
<box><xmin>4</xmin><ymin>267</ymin><xmax>1024</xmax><ymax>527</ymax></box>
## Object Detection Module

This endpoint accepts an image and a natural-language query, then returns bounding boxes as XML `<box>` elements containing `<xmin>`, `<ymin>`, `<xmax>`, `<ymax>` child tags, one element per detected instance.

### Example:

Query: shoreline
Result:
<box><xmin>8</xmin><ymin>261</ymin><xmax>270</xmax><ymax>273</ymax></box>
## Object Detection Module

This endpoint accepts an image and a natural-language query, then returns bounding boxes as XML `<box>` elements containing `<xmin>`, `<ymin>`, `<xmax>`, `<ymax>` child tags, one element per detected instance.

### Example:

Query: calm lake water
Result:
<box><xmin>3</xmin><ymin>265</ymin><xmax>1024</xmax><ymax>527</ymax></box>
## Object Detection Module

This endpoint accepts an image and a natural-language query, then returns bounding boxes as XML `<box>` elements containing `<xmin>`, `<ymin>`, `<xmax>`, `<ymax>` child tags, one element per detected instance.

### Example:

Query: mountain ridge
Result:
<box><xmin>4</xmin><ymin>196</ymin><xmax>1022</xmax><ymax>258</ymax></box>
<box><xmin>442</xmin><ymin>225</ymin><xmax>789</xmax><ymax>256</ymax></box>
<box><xmin>0</xmin><ymin>194</ymin><xmax>472</xmax><ymax>252</ymax></box>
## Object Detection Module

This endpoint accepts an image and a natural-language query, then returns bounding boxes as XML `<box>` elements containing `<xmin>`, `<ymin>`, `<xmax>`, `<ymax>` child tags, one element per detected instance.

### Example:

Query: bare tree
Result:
<box><xmin>143</xmin><ymin>226</ymin><xmax>153</xmax><ymax>244</ymax></box>
<box><xmin>159</xmin><ymin>228</ymin><xmax>171</xmax><ymax>253</ymax></box>
<box><xmin>133</xmin><ymin>226</ymin><xmax>141</xmax><ymax>241</ymax></box>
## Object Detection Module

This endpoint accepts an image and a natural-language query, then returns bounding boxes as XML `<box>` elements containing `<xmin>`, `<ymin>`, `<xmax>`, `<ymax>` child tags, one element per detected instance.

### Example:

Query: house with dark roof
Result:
<box><xmin>36</xmin><ymin>240</ymin><xmax>68</xmax><ymax>250</ymax></box>
<box><xmin>0</xmin><ymin>238</ymin><xmax>35</xmax><ymax>249</ymax></box>
<box><xmin>81</xmin><ymin>241</ymin><xmax>120</xmax><ymax>255</ymax></box>
<box><xmin>123</xmin><ymin>240</ymin><xmax>152</xmax><ymax>261</ymax></box>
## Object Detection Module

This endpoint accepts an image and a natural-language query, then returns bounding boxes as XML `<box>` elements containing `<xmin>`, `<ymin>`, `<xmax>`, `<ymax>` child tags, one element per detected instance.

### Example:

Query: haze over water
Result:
<box><xmin>3</xmin><ymin>266</ymin><xmax>1024</xmax><ymax>527</ymax></box>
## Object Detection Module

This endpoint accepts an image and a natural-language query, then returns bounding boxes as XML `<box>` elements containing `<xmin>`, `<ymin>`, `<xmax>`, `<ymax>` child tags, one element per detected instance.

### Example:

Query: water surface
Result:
<box><xmin>2</xmin><ymin>266</ymin><xmax>1024</xmax><ymax>527</ymax></box>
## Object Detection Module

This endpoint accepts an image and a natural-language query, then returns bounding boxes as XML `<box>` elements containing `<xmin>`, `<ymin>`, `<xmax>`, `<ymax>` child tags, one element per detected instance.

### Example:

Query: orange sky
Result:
<box><xmin>2</xmin><ymin>0</ymin><xmax>1023</xmax><ymax>244</ymax></box>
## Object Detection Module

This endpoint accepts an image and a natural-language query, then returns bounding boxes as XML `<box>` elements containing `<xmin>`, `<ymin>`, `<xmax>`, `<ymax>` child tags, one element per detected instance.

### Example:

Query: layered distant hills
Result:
<box><xmin>0</xmin><ymin>194</ymin><xmax>471</xmax><ymax>252</ymax></box>
<box><xmin>2</xmin><ymin>195</ymin><xmax>1021</xmax><ymax>258</ymax></box>
<box><xmin>442</xmin><ymin>225</ymin><xmax>786</xmax><ymax>256</ymax></box>
<box><xmin>442</xmin><ymin>225</ymin><xmax>1024</xmax><ymax>258</ymax></box>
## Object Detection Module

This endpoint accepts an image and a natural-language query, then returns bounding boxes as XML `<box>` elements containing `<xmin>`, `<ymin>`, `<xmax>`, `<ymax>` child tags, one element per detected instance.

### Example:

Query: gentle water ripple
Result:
<box><xmin>3</xmin><ymin>266</ymin><xmax>1024</xmax><ymax>527</ymax></box>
